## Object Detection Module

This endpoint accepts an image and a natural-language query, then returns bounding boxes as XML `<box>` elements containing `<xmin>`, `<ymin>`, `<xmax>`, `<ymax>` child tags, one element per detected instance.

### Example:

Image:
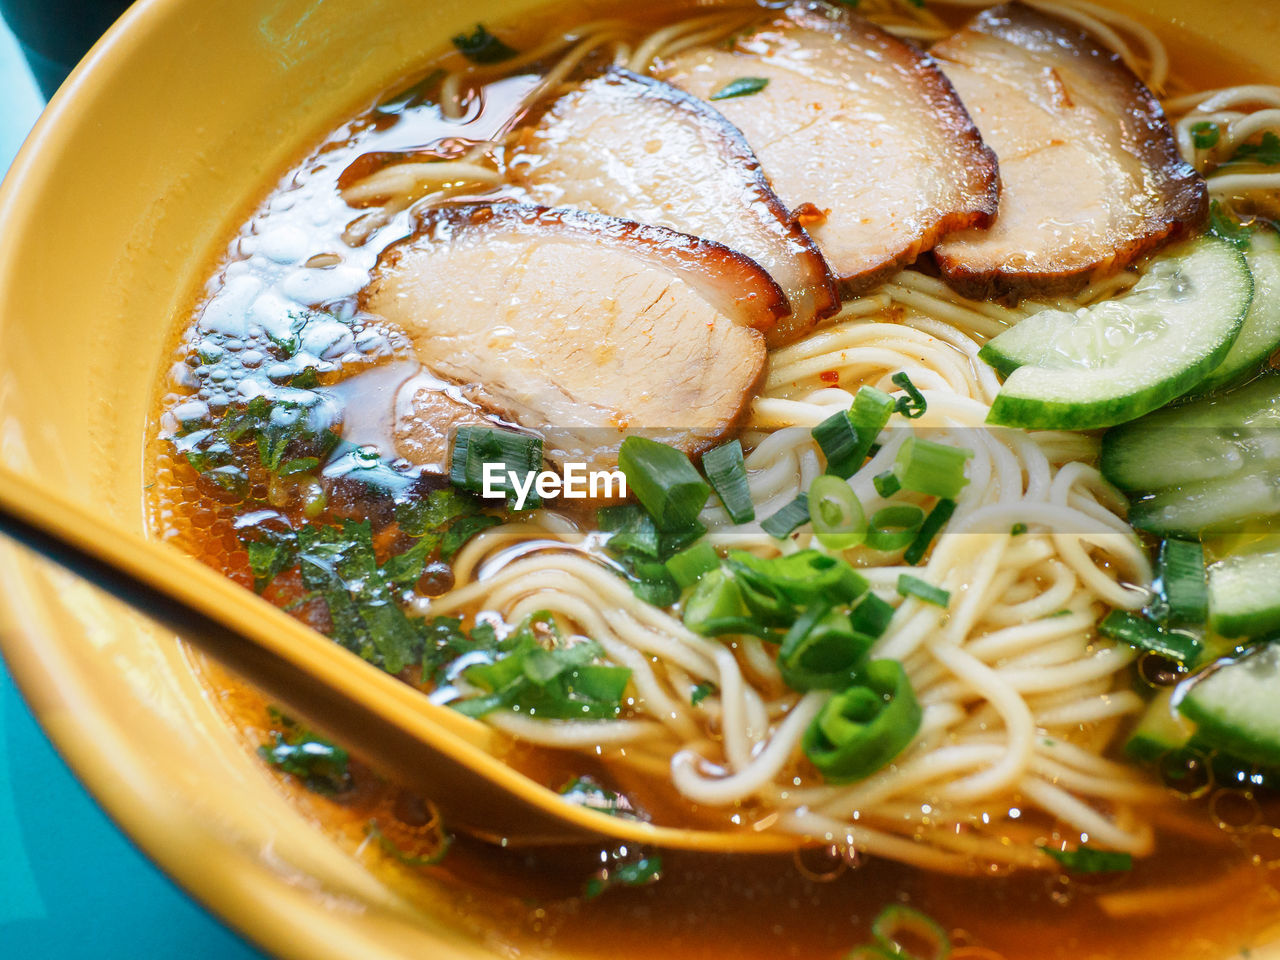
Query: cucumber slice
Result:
<box><xmin>1125</xmin><ymin>687</ymin><xmax>1195</xmax><ymax>763</ymax></box>
<box><xmin>981</xmin><ymin>237</ymin><xmax>1253</xmax><ymax>430</ymax></box>
<box><xmin>1178</xmin><ymin>643</ymin><xmax>1280</xmax><ymax>765</ymax></box>
<box><xmin>1101</xmin><ymin>373</ymin><xmax>1280</xmax><ymax>535</ymax></box>
<box><xmin>1100</xmin><ymin>373</ymin><xmax>1280</xmax><ymax>492</ymax></box>
<box><xmin>1193</xmin><ymin>231</ymin><xmax>1280</xmax><ymax>394</ymax></box>
<box><xmin>1208</xmin><ymin>544</ymin><xmax>1280</xmax><ymax>637</ymax></box>
<box><xmin>1128</xmin><ymin>469</ymin><xmax>1280</xmax><ymax>537</ymax></box>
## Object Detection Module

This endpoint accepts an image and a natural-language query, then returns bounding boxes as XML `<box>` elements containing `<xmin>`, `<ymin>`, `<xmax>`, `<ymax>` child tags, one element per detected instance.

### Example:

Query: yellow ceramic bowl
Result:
<box><xmin>0</xmin><ymin>1</ymin><xmax>1278</xmax><ymax>957</ymax></box>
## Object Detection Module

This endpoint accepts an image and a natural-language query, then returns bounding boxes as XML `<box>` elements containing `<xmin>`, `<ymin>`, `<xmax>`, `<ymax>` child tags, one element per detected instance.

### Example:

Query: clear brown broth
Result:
<box><xmin>147</xmin><ymin>2</ymin><xmax>1280</xmax><ymax>957</ymax></box>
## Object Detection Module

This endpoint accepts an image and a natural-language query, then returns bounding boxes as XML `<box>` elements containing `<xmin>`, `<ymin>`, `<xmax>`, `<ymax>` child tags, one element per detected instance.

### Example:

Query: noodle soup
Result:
<box><xmin>146</xmin><ymin>1</ymin><xmax>1280</xmax><ymax>956</ymax></box>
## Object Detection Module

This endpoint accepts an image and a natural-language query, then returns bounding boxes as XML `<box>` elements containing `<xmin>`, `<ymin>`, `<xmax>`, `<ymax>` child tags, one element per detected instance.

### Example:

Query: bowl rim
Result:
<box><xmin>0</xmin><ymin>3</ymin><xmax>437</xmax><ymax>957</ymax></box>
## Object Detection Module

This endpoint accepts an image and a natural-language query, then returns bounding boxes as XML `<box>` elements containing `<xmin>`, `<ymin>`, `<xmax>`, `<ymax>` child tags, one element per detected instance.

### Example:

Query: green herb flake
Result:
<box><xmin>1041</xmin><ymin>844</ymin><xmax>1133</xmax><ymax>874</ymax></box>
<box><xmin>1231</xmin><ymin>131</ymin><xmax>1280</xmax><ymax>166</ymax></box>
<box><xmin>1191</xmin><ymin>120</ymin><xmax>1221</xmax><ymax>150</ymax></box>
<box><xmin>690</xmin><ymin>681</ymin><xmax>717</xmax><ymax>706</ymax></box>
<box><xmin>558</xmin><ymin>776</ymin><xmax>639</xmax><ymax>819</ymax></box>
<box><xmin>709</xmin><ymin>76</ymin><xmax>769</xmax><ymax>101</ymax></box>
<box><xmin>1209</xmin><ymin>200</ymin><xmax>1254</xmax><ymax>250</ymax></box>
<box><xmin>451</xmin><ymin>24</ymin><xmax>517</xmax><ymax>64</ymax></box>
<box><xmin>259</xmin><ymin>718</ymin><xmax>351</xmax><ymax>795</ymax></box>
<box><xmin>584</xmin><ymin>854</ymin><xmax>664</xmax><ymax>899</ymax></box>
<box><xmin>1011</xmin><ymin>522</ymin><xmax>1028</xmax><ymax>536</ymax></box>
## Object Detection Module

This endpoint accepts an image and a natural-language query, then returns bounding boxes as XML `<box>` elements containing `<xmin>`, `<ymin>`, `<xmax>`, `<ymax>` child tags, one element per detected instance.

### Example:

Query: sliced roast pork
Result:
<box><xmin>658</xmin><ymin>2</ymin><xmax>999</xmax><ymax>296</ymax></box>
<box><xmin>510</xmin><ymin>67</ymin><xmax>838</xmax><ymax>346</ymax></box>
<box><xmin>364</xmin><ymin>203</ymin><xmax>775</xmax><ymax>469</ymax></box>
<box><xmin>931</xmin><ymin>2</ymin><xmax>1208</xmax><ymax>301</ymax></box>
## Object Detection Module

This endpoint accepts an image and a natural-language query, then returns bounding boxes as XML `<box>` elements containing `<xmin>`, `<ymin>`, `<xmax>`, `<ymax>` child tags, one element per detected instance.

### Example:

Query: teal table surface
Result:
<box><xmin>0</xmin><ymin>17</ymin><xmax>267</xmax><ymax>960</ymax></box>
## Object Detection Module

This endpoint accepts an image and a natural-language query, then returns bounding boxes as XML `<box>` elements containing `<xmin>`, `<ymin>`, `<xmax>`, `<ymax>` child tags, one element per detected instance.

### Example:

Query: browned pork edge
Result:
<box><xmin>670</xmin><ymin>1</ymin><xmax>1000</xmax><ymax>298</ymax></box>
<box><xmin>932</xmin><ymin>1</ymin><xmax>1208</xmax><ymax>302</ymax></box>
<box><xmin>372</xmin><ymin>201</ymin><xmax>789</xmax><ymax>334</ymax></box>
<box><xmin>517</xmin><ymin>65</ymin><xmax>841</xmax><ymax>346</ymax></box>
<box><xmin>363</xmin><ymin>201</ymin><xmax>779</xmax><ymax>459</ymax></box>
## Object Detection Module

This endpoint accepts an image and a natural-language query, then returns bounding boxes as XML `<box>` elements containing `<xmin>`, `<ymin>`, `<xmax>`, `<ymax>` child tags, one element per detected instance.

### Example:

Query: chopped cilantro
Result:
<box><xmin>1191</xmin><ymin>120</ymin><xmax>1221</xmax><ymax>150</ymax></box>
<box><xmin>559</xmin><ymin>776</ymin><xmax>639</xmax><ymax>819</ymax></box>
<box><xmin>583</xmin><ymin>853</ymin><xmax>663</xmax><ymax>899</ymax></box>
<box><xmin>1209</xmin><ymin>201</ymin><xmax>1253</xmax><ymax>250</ymax></box>
<box><xmin>451</xmin><ymin>24</ymin><xmax>517</xmax><ymax>64</ymax></box>
<box><xmin>259</xmin><ymin>714</ymin><xmax>351</xmax><ymax>795</ymax></box>
<box><xmin>1041</xmin><ymin>844</ymin><xmax>1132</xmax><ymax>873</ymax></box>
<box><xmin>451</xmin><ymin>613</ymin><xmax>632</xmax><ymax>720</ymax></box>
<box><xmin>1231</xmin><ymin>131</ymin><xmax>1280</xmax><ymax>166</ymax></box>
<box><xmin>690</xmin><ymin>681</ymin><xmax>717</xmax><ymax>706</ymax></box>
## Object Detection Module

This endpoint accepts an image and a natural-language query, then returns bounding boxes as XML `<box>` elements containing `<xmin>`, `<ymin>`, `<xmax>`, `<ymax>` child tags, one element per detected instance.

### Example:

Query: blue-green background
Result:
<box><xmin>0</xmin><ymin>17</ymin><xmax>266</xmax><ymax>959</ymax></box>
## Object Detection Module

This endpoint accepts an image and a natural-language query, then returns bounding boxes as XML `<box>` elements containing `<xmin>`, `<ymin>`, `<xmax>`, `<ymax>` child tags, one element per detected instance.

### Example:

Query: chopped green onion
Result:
<box><xmin>897</xmin><ymin>574</ymin><xmax>949</xmax><ymax>608</ymax></box>
<box><xmin>871</xmin><ymin>904</ymin><xmax>950</xmax><ymax>960</ymax></box>
<box><xmin>682</xmin><ymin>569</ymin><xmax>765</xmax><ymax>638</ymax></box>
<box><xmin>872</xmin><ymin>470</ymin><xmax>901</xmax><ymax>498</ymax></box>
<box><xmin>866</xmin><ymin>505</ymin><xmax>925</xmax><ymax>552</ymax></box>
<box><xmin>666</xmin><ymin>541</ymin><xmax>721</xmax><ymax>589</ymax></box>
<box><xmin>891</xmin><ymin>372</ymin><xmax>927</xmax><ymax>419</ymax></box>
<box><xmin>802</xmin><ymin>660</ymin><xmax>922</xmax><ymax>783</ymax></box>
<box><xmin>702</xmin><ymin>439</ymin><xmax>755</xmax><ymax>524</ymax></box>
<box><xmin>709</xmin><ymin>76</ymin><xmax>770</xmax><ymax>100</ymax></box>
<box><xmin>726</xmin><ymin>549</ymin><xmax>868</xmax><ymax>608</ymax></box>
<box><xmin>1011</xmin><ymin>522</ymin><xmax>1028</xmax><ymax>536</ymax></box>
<box><xmin>894</xmin><ymin>436</ymin><xmax>972</xmax><ymax>499</ymax></box>
<box><xmin>761</xmin><ymin>494</ymin><xmax>810</xmax><ymax>539</ymax></box>
<box><xmin>451</xmin><ymin>24</ymin><xmax>517</xmax><ymax>64</ymax></box>
<box><xmin>690</xmin><ymin>681</ymin><xmax>717</xmax><ymax>706</ymax></box>
<box><xmin>812</xmin><ymin>410</ymin><xmax>860</xmax><ymax>477</ymax></box>
<box><xmin>598</xmin><ymin>503</ymin><xmax>703</xmax><ymax>561</ymax></box>
<box><xmin>618</xmin><ymin>437</ymin><xmax>711</xmax><ymax>533</ymax></box>
<box><xmin>850</xmin><ymin>593</ymin><xmax>894</xmax><ymax>638</ymax></box>
<box><xmin>1158</xmin><ymin>539</ymin><xmax>1208</xmax><ymax>623</ymax></box>
<box><xmin>450</xmin><ymin>426</ymin><xmax>543</xmax><ymax>509</ymax></box>
<box><xmin>1191</xmin><ymin>120</ymin><xmax>1221</xmax><ymax>150</ymax></box>
<box><xmin>808</xmin><ymin>475</ymin><xmax>867</xmax><ymax>550</ymax></box>
<box><xmin>777</xmin><ymin>604</ymin><xmax>873</xmax><ymax>692</ymax></box>
<box><xmin>1098</xmin><ymin>610</ymin><xmax>1201</xmax><ymax>665</ymax></box>
<box><xmin>902</xmin><ymin>498</ymin><xmax>956</xmax><ymax>566</ymax></box>
<box><xmin>1041</xmin><ymin>845</ymin><xmax>1133</xmax><ymax>874</ymax></box>
<box><xmin>812</xmin><ymin>387</ymin><xmax>895</xmax><ymax>479</ymax></box>
<box><xmin>851</xmin><ymin>387</ymin><xmax>897</xmax><ymax>460</ymax></box>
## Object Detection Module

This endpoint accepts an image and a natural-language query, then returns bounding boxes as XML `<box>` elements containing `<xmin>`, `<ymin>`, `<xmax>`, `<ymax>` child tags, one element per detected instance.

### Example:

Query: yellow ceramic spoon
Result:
<box><xmin>0</xmin><ymin>466</ymin><xmax>799</xmax><ymax>854</ymax></box>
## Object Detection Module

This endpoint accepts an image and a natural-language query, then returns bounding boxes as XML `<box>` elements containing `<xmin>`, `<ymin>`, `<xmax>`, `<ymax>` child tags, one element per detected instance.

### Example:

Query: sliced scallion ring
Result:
<box><xmin>865</xmin><ymin>505</ymin><xmax>925</xmax><ymax>552</ymax></box>
<box><xmin>808</xmin><ymin>475</ymin><xmax>867</xmax><ymax>550</ymax></box>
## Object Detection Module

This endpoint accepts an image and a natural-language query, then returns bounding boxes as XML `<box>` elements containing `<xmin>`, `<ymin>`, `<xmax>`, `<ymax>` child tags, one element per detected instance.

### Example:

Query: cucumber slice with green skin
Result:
<box><xmin>1191</xmin><ymin>231</ymin><xmax>1280</xmax><ymax>395</ymax></box>
<box><xmin>1100</xmin><ymin>372</ymin><xmax>1280</xmax><ymax>492</ymax></box>
<box><xmin>1099</xmin><ymin>374</ymin><xmax>1280</xmax><ymax>492</ymax></box>
<box><xmin>1178</xmin><ymin>643</ymin><xmax>1280</xmax><ymax>766</ymax></box>
<box><xmin>981</xmin><ymin>237</ymin><xmax>1253</xmax><ymax>430</ymax></box>
<box><xmin>1208</xmin><ymin>545</ymin><xmax>1280</xmax><ymax>637</ymax></box>
<box><xmin>1125</xmin><ymin>686</ymin><xmax>1196</xmax><ymax>763</ymax></box>
<box><xmin>1128</xmin><ymin>469</ymin><xmax>1280</xmax><ymax>537</ymax></box>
